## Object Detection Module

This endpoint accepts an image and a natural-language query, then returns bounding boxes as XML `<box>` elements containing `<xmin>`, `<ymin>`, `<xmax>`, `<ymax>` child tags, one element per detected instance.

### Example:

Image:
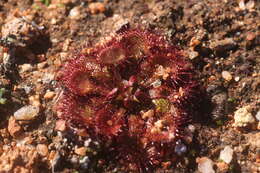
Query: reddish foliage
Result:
<box><xmin>56</xmin><ymin>29</ymin><xmax>203</xmax><ymax>171</ymax></box>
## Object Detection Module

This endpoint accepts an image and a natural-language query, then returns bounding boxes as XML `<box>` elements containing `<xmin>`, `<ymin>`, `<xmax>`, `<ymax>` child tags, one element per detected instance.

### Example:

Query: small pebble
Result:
<box><xmin>62</xmin><ymin>39</ymin><xmax>71</xmax><ymax>52</ymax></box>
<box><xmin>19</xmin><ymin>64</ymin><xmax>33</xmax><ymax>73</ymax></box>
<box><xmin>8</xmin><ymin>116</ymin><xmax>22</xmax><ymax>137</ymax></box>
<box><xmin>246</xmin><ymin>32</ymin><xmax>256</xmax><ymax>41</ymax></box>
<box><xmin>84</xmin><ymin>139</ymin><xmax>92</xmax><ymax>147</ymax></box>
<box><xmin>75</xmin><ymin>147</ymin><xmax>87</xmax><ymax>156</ymax></box>
<box><xmin>50</xmin><ymin>18</ymin><xmax>57</xmax><ymax>25</ymax></box>
<box><xmin>174</xmin><ymin>140</ymin><xmax>187</xmax><ymax>155</ymax></box>
<box><xmin>37</xmin><ymin>144</ymin><xmax>49</xmax><ymax>156</ymax></box>
<box><xmin>188</xmin><ymin>124</ymin><xmax>196</xmax><ymax>133</ymax></box>
<box><xmin>88</xmin><ymin>2</ymin><xmax>105</xmax><ymax>14</ymax></box>
<box><xmin>55</xmin><ymin>120</ymin><xmax>66</xmax><ymax>132</ymax></box>
<box><xmin>233</xmin><ymin>106</ymin><xmax>255</xmax><ymax>127</ymax></box>
<box><xmin>42</xmin><ymin>73</ymin><xmax>55</xmax><ymax>84</ymax></box>
<box><xmin>196</xmin><ymin>157</ymin><xmax>215</xmax><ymax>173</ymax></box>
<box><xmin>37</xmin><ymin>61</ymin><xmax>48</xmax><ymax>69</ymax></box>
<box><xmin>239</xmin><ymin>0</ymin><xmax>246</xmax><ymax>10</ymax></box>
<box><xmin>189</xmin><ymin>37</ymin><xmax>201</xmax><ymax>47</ymax></box>
<box><xmin>29</xmin><ymin>95</ymin><xmax>41</xmax><ymax>107</ymax></box>
<box><xmin>14</xmin><ymin>105</ymin><xmax>40</xmax><ymax>121</ymax></box>
<box><xmin>188</xmin><ymin>49</ymin><xmax>199</xmax><ymax>60</ymax></box>
<box><xmin>24</xmin><ymin>136</ymin><xmax>33</xmax><ymax>145</ymax></box>
<box><xmin>44</xmin><ymin>91</ymin><xmax>56</xmax><ymax>100</ymax></box>
<box><xmin>234</xmin><ymin>76</ymin><xmax>240</xmax><ymax>82</ymax></box>
<box><xmin>219</xmin><ymin>146</ymin><xmax>233</xmax><ymax>164</ymax></box>
<box><xmin>246</xmin><ymin>0</ymin><xmax>255</xmax><ymax>10</ymax></box>
<box><xmin>221</xmin><ymin>71</ymin><xmax>232</xmax><ymax>81</ymax></box>
<box><xmin>69</xmin><ymin>7</ymin><xmax>81</xmax><ymax>20</ymax></box>
<box><xmin>216</xmin><ymin>162</ymin><xmax>229</xmax><ymax>172</ymax></box>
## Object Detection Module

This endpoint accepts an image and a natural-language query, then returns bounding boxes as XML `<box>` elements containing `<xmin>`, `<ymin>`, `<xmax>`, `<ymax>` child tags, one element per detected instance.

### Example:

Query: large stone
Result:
<box><xmin>233</xmin><ymin>106</ymin><xmax>255</xmax><ymax>127</ymax></box>
<box><xmin>14</xmin><ymin>105</ymin><xmax>40</xmax><ymax>121</ymax></box>
<box><xmin>219</xmin><ymin>146</ymin><xmax>233</xmax><ymax>164</ymax></box>
<box><xmin>197</xmin><ymin>157</ymin><xmax>215</xmax><ymax>173</ymax></box>
<box><xmin>8</xmin><ymin>116</ymin><xmax>22</xmax><ymax>137</ymax></box>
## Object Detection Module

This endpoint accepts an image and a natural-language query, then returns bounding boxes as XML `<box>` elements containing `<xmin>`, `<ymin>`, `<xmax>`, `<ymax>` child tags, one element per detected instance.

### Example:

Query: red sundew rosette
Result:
<box><xmin>56</xmin><ymin>29</ymin><xmax>203</xmax><ymax>171</ymax></box>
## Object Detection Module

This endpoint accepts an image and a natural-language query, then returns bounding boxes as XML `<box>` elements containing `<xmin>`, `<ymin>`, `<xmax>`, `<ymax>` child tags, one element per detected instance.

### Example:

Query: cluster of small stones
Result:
<box><xmin>56</xmin><ymin>29</ymin><xmax>202</xmax><ymax>171</ymax></box>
